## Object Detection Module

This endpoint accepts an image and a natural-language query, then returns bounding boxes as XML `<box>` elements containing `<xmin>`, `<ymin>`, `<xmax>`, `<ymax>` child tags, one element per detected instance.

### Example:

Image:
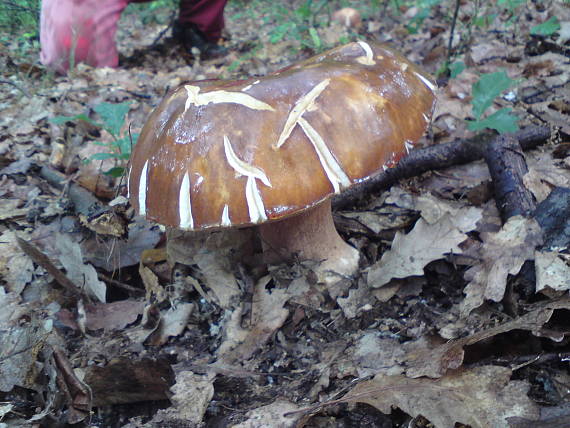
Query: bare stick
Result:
<box><xmin>484</xmin><ymin>134</ymin><xmax>536</xmax><ymax>221</ymax></box>
<box><xmin>334</xmin><ymin>126</ymin><xmax>551</xmax><ymax>210</ymax></box>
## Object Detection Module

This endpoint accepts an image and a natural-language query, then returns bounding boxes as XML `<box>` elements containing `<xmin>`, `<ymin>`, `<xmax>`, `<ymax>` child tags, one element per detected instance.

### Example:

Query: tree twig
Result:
<box><xmin>0</xmin><ymin>79</ymin><xmax>31</xmax><ymax>98</ymax></box>
<box><xmin>484</xmin><ymin>134</ymin><xmax>536</xmax><ymax>221</ymax></box>
<box><xmin>333</xmin><ymin>125</ymin><xmax>552</xmax><ymax>210</ymax></box>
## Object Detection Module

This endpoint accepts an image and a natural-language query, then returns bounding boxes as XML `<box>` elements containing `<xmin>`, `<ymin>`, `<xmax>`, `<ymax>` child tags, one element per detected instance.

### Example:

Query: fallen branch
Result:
<box><xmin>40</xmin><ymin>165</ymin><xmax>106</xmax><ymax>218</ymax></box>
<box><xmin>484</xmin><ymin>134</ymin><xmax>536</xmax><ymax>221</ymax></box>
<box><xmin>16</xmin><ymin>237</ymin><xmax>82</xmax><ymax>299</ymax></box>
<box><xmin>334</xmin><ymin>125</ymin><xmax>552</xmax><ymax>210</ymax></box>
<box><xmin>40</xmin><ymin>165</ymin><xmax>126</xmax><ymax>237</ymax></box>
<box><xmin>0</xmin><ymin>79</ymin><xmax>31</xmax><ymax>98</ymax></box>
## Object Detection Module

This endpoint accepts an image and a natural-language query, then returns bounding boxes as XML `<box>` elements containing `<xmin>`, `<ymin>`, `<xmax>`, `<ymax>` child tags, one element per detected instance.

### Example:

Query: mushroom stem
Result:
<box><xmin>258</xmin><ymin>199</ymin><xmax>359</xmax><ymax>283</ymax></box>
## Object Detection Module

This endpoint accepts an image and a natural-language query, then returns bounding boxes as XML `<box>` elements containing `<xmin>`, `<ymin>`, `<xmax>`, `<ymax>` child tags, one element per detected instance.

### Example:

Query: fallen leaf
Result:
<box><xmin>368</xmin><ymin>207</ymin><xmax>482</xmax><ymax>288</ymax></box>
<box><xmin>219</xmin><ymin>276</ymin><xmax>299</xmax><ymax>363</ymax></box>
<box><xmin>56</xmin><ymin>233</ymin><xmax>107</xmax><ymax>303</ymax></box>
<box><xmin>0</xmin><ymin>231</ymin><xmax>35</xmax><ymax>294</ymax></box>
<box><xmin>230</xmin><ymin>398</ymin><xmax>303</xmax><ymax>428</ymax></box>
<box><xmin>146</xmin><ymin>303</ymin><xmax>194</xmax><ymax>346</ymax></box>
<box><xmin>0</xmin><ymin>319</ymin><xmax>52</xmax><ymax>392</ymax></box>
<box><xmin>82</xmin><ymin>216</ymin><xmax>162</xmax><ymax>271</ymax></box>
<box><xmin>461</xmin><ymin>216</ymin><xmax>543</xmax><ymax>316</ymax></box>
<box><xmin>535</xmin><ymin>251</ymin><xmax>570</xmax><ymax>292</ymax></box>
<box><xmin>405</xmin><ymin>299</ymin><xmax>570</xmax><ymax>378</ymax></box>
<box><xmin>82</xmin><ymin>358</ymin><xmax>174</xmax><ymax>406</ymax></box>
<box><xmin>167</xmin><ymin>228</ymin><xmax>254</xmax><ymax>308</ymax></box>
<box><xmin>352</xmin><ymin>332</ymin><xmax>406</xmax><ymax>377</ymax></box>
<box><xmin>0</xmin><ymin>287</ymin><xmax>25</xmax><ymax>325</ymax></box>
<box><xmin>345</xmin><ymin>366</ymin><xmax>539</xmax><ymax>428</ymax></box>
<box><xmin>56</xmin><ymin>300</ymin><xmax>144</xmax><ymax>332</ymax></box>
<box><xmin>337</xmin><ymin>278</ymin><xmax>375</xmax><ymax>318</ymax></box>
<box><xmin>169</xmin><ymin>371</ymin><xmax>215</xmax><ymax>424</ymax></box>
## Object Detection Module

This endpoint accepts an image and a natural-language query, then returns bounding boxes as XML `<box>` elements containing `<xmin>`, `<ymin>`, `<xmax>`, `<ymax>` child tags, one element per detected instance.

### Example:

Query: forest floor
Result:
<box><xmin>1</xmin><ymin>1</ymin><xmax>570</xmax><ymax>427</ymax></box>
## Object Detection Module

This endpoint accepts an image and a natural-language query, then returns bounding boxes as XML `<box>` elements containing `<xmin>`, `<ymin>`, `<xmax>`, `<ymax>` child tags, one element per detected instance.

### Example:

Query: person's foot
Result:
<box><xmin>173</xmin><ymin>22</ymin><xmax>228</xmax><ymax>60</ymax></box>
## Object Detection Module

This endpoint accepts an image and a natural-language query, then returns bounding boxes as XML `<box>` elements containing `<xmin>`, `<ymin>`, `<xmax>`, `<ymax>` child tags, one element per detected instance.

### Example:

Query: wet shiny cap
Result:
<box><xmin>128</xmin><ymin>41</ymin><xmax>437</xmax><ymax>230</ymax></box>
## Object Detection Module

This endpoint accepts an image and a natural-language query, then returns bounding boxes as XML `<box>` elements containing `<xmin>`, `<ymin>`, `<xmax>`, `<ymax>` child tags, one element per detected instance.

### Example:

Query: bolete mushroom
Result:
<box><xmin>333</xmin><ymin>8</ymin><xmax>362</xmax><ymax>29</ymax></box>
<box><xmin>128</xmin><ymin>41</ymin><xmax>436</xmax><ymax>283</ymax></box>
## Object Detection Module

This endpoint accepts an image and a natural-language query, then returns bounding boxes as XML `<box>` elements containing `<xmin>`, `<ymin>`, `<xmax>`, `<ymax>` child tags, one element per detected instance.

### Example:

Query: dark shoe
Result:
<box><xmin>173</xmin><ymin>21</ymin><xmax>228</xmax><ymax>60</ymax></box>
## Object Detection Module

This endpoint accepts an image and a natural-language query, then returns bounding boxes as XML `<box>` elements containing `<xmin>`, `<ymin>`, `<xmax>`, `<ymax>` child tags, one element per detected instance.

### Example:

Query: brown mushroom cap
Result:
<box><xmin>128</xmin><ymin>41</ymin><xmax>436</xmax><ymax>230</ymax></box>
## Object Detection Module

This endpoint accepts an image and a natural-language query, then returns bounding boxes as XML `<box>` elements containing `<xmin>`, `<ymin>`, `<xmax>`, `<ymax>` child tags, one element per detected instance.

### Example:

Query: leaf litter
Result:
<box><xmin>1</xmin><ymin>0</ymin><xmax>570</xmax><ymax>427</ymax></box>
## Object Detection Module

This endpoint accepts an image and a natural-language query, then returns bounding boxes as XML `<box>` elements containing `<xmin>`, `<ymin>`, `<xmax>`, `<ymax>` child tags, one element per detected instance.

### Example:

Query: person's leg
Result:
<box><xmin>40</xmin><ymin>0</ymin><xmax>130</xmax><ymax>73</ymax></box>
<box><xmin>178</xmin><ymin>0</ymin><xmax>228</xmax><ymax>42</ymax></box>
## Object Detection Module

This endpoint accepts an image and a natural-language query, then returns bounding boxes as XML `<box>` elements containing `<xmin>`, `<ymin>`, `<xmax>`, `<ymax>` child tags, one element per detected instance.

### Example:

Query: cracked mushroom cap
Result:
<box><xmin>128</xmin><ymin>41</ymin><xmax>437</xmax><ymax>230</ymax></box>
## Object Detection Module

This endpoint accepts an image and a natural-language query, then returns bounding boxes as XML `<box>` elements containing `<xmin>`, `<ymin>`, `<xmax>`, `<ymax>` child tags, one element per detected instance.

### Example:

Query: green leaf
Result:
<box><xmin>115</xmin><ymin>134</ymin><xmax>138</xmax><ymax>158</ymax></box>
<box><xmin>449</xmin><ymin>61</ymin><xmax>465</xmax><ymax>78</ymax></box>
<box><xmin>50</xmin><ymin>114</ymin><xmax>101</xmax><ymax>128</ymax></box>
<box><xmin>498</xmin><ymin>0</ymin><xmax>525</xmax><ymax>9</ymax></box>
<box><xmin>467</xmin><ymin>108</ymin><xmax>519</xmax><ymax>133</ymax></box>
<box><xmin>115</xmin><ymin>136</ymin><xmax>131</xmax><ymax>155</ymax></box>
<box><xmin>104</xmin><ymin>167</ymin><xmax>126</xmax><ymax>178</ymax></box>
<box><xmin>269</xmin><ymin>22</ymin><xmax>294</xmax><ymax>43</ymax></box>
<box><xmin>295</xmin><ymin>1</ymin><xmax>312</xmax><ymax>19</ymax></box>
<box><xmin>227</xmin><ymin>59</ymin><xmax>241</xmax><ymax>71</ymax></box>
<box><xmin>93</xmin><ymin>102</ymin><xmax>132</xmax><ymax>137</ymax></box>
<box><xmin>90</xmin><ymin>152</ymin><xmax>119</xmax><ymax>161</ymax></box>
<box><xmin>471</xmin><ymin>71</ymin><xmax>514</xmax><ymax>119</ymax></box>
<box><xmin>308</xmin><ymin>27</ymin><xmax>321</xmax><ymax>50</ymax></box>
<box><xmin>474</xmin><ymin>13</ymin><xmax>497</xmax><ymax>28</ymax></box>
<box><xmin>530</xmin><ymin>17</ymin><xmax>560</xmax><ymax>36</ymax></box>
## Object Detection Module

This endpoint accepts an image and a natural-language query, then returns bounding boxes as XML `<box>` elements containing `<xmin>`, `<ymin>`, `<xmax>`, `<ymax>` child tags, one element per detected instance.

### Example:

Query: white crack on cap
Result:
<box><xmin>138</xmin><ymin>160</ymin><xmax>149</xmax><ymax>216</ymax></box>
<box><xmin>415</xmin><ymin>72</ymin><xmax>437</xmax><ymax>92</ymax></box>
<box><xmin>184</xmin><ymin>85</ymin><xmax>275</xmax><ymax>113</ymax></box>
<box><xmin>275</xmin><ymin>79</ymin><xmax>331</xmax><ymax>149</ymax></box>
<box><xmin>356</xmin><ymin>41</ymin><xmax>376</xmax><ymax>65</ymax></box>
<box><xmin>297</xmin><ymin>117</ymin><xmax>350</xmax><ymax>193</ymax></box>
<box><xmin>223</xmin><ymin>135</ymin><xmax>271</xmax><ymax>223</ymax></box>
<box><xmin>178</xmin><ymin>171</ymin><xmax>194</xmax><ymax>229</ymax></box>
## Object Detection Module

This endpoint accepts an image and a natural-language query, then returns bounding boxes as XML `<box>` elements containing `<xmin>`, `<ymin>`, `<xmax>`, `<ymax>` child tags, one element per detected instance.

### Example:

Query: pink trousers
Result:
<box><xmin>40</xmin><ymin>0</ymin><xmax>227</xmax><ymax>73</ymax></box>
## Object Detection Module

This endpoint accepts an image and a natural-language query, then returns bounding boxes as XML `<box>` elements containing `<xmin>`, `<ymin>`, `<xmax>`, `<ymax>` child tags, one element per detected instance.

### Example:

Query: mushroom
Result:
<box><xmin>332</xmin><ymin>8</ymin><xmax>362</xmax><ymax>29</ymax></box>
<box><xmin>128</xmin><ymin>41</ymin><xmax>436</xmax><ymax>283</ymax></box>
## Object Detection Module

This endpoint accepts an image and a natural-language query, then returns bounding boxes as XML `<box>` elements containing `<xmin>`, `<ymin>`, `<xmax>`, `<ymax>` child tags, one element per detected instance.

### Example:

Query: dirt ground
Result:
<box><xmin>1</xmin><ymin>1</ymin><xmax>570</xmax><ymax>427</ymax></box>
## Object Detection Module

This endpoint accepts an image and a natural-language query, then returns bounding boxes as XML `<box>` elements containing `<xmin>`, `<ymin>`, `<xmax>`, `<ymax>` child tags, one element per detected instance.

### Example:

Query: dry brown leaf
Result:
<box><xmin>0</xmin><ymin>231</ymin><xmax>36</xmax><ymax>294</ymax></box>
<box><xmin>535</xmin><ymin>250</ymin><xmax>570</xmax><ymax>292</ymax></box>
<box><xmin>56</xmin><ymin>233</ymin><xmax>107</xmax><ymax>303</ymax></box>
<box><xmin>0</xmin><ymin>199</ymin><xmax>28</xmax><ymax>221</ymax></box>
<box><xmin>352</xmin><ymin>333</ymin><xmax>406</xmax><ymax>377</ymax></box>
<box><xmin>345</xmin><ymin>366</ymin><xmax>539</xmax><ymax>428</ymax></box>
<box><xmin>0</xmin><ymin>319</ymin><xmax>52</xmax><ymax>392</ymax></box>
<box><xmin>368</xmin><ymin>207</ymin><xmax>481</xmax><ymax>288</ymax></box>
<box><xmin>405</xmin><ymin>299</ymin><xmax>570</xmax><ymax>378</ymax></box>
<box><xmin>230</xmin><ymin>398</ymin><xmax>303</xmax><ymax>428</ymax></box>
<box><xmin>337</xmin><ymin>278</ymin><xmax>374</xmax><ymax>318</ymax></box>
<box><xmin>56</xmin><ymin>300</ymin><xmax>144</xmax><ymax>332</ymax></box>
<box><xmin>167</xmin><ymin>228</ymin><xmax>254</xmax><ymax>308</ymax></box>
<box><xmin>525</xmin><ymin>151</ymin><xmax>570</xmax><ymax>199</ymax></box>
<box><xmin>219</xmin><ymin>275</ymin><xmax>310</xmax><ymax>364</ymax></box>
<box><xmin>75</xmin><ymin>141</ymin><xmax>117</xmax><ymax>200</ymax></box>
<box><xmin>82</xmin><ymin>216</ymin><xmax>161</xmax><ymax>271</ymax></box>
<box><xmin>461</xmin><ymin>216</ymin><xmax>543</xmax><ymax>316</ymax></box>
<box><xmin>169</xmin><ymin>371</ymin><xmax>215</xmax><ymax>424</ymax></box>
<box><xmin>146</xmin><ymin>302</ymin><xmax>194</xmax><ymax>346</ymax></box>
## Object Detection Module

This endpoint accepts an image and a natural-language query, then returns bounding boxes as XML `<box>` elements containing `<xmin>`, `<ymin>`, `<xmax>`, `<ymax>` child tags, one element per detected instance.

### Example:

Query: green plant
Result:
<box><xmin>497</xmin><ymin>0</ymin><xmax>526</xmax><ymax>27</ymax></box>
<box><xmin>466</xmin><ymin>71</ymin><xmax>519</xmax><ymax>134</ymax></box>
<box><xmin>448</xmin><ymin>61</ymin><xmax>465</xmax><ymax>78</ymax></box>
<box><xmin>406</xmin><ymin>0</ymin><xmax>442</xmax><ymax>34</ymax></box>
<box><xmin>123</xmin><ymin>0</ymin><xmax>176</xmax><ymax>25</ymax></box>
<box><xmin>0</xmin><ymin>0</ymin><xmax>39</xmax><ymax>34</ymax></box>
<box><xmin>530</xmin><ymin>17</ymin><xmax>561</xmax><ymax>36</ymax></box>
<box><xmin>267</xmin><ymin>0</ymin><xmax>328</xmax><ymax>52</ymax></box>
<box><xmin>51</xmin><ymin>102</ymin><xmax>137</xmax><ymax>177</ymax></box>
